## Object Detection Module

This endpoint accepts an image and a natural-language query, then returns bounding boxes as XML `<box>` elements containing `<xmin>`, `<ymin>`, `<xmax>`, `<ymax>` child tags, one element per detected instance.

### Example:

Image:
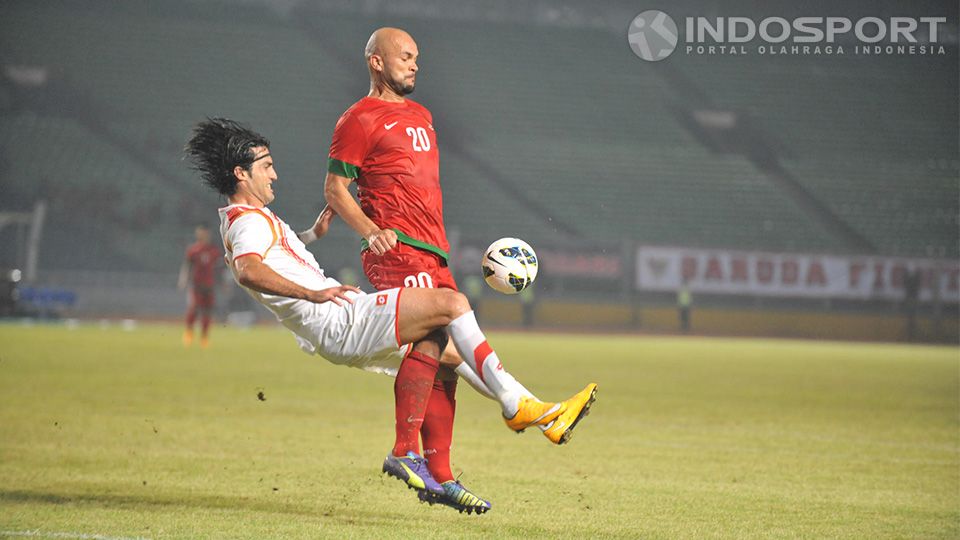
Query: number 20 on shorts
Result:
<box><xmin>403</xmin><ymin>272</ymin><xmax>434</xmax><ymax>288</ymax></box>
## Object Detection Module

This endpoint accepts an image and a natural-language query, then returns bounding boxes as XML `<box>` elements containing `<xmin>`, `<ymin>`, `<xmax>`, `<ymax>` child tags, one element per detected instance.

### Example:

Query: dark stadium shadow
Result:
<box><xmin>0</xmin><ymin>489</ymin><xmax>412</xmax><ymax>526</ymax></box>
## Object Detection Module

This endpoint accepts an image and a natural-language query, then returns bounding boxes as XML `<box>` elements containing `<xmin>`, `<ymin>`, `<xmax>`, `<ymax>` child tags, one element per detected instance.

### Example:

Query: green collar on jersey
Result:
<box><xmin>360</xmin><ymin>228</ymin><xmax>449</xmax><ymax>262</ymax></box>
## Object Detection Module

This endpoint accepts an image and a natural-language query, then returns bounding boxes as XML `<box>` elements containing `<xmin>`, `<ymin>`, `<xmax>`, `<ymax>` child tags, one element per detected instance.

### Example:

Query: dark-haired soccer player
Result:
<box><xmin>184</xmin><ymin>118</ymin><xmax>597</xmax><ymax>514</ymax></box>
<box><xmin>178</xmin><ymin>224</ymin><xmax>220</xmax><ymax>348</ymax></box>
<box><xmin>323</xmin><ymin>28</ymin><xmax>595</xmax><ymax>506</ymax></box>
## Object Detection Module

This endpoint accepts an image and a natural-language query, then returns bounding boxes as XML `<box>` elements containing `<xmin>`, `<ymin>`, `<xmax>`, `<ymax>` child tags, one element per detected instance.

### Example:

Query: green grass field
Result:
<box><xmin>0</xmin><ymin>323</ymin><xmax>957</xmax><ymax>539</ymax></box>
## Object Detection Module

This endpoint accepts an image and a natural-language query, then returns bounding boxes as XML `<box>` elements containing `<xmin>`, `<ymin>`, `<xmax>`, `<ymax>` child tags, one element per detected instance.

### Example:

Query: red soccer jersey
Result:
<box><xmin>328</xmin><ymin>97</ymin><xmax>449</xmax><ymax>259</ymax></box>
<box><xmin>185</xmin><ymin>242</ymin><xmax>220</xmax><ymax>288</ymax></box>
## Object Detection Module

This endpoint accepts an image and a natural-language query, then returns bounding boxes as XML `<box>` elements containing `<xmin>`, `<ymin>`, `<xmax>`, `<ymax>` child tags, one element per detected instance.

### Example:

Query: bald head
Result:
<box><xmin>365</xmin><ymin>27</ymin><xmax>415</xmax><ymax>58</ymax></box>
<box><xmin>365</xmin><ymin>27</ymin><xmax>419</xmax><ymax>99</ymax></box>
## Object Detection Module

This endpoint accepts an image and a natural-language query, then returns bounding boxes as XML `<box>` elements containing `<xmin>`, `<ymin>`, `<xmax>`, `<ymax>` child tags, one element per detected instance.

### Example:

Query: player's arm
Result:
<box><xmin>177</xmin><ymin>260</ymin><xmax>189</xmax><ymax>290</ymax></box>
<box><xmin>233</xmin><ymin>254</ymin><xmax>359</xmax><ymax>306</ymax></box>
<box><xmin>323</xmin><ymin>172</ymin><xmax>397</xmax><ymax>255</ymax></box>
<box><xmin>297</xmin><ymin>205</ymin><xmax>336</xmax><ymax>245</ymax></box>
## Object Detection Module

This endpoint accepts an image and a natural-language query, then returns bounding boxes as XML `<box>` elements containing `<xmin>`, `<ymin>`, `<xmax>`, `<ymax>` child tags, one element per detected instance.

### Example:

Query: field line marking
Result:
<box><xmin>0</xmin><ymin>530</ymin><xmax>150</xmax><ymax>540</ymax></box>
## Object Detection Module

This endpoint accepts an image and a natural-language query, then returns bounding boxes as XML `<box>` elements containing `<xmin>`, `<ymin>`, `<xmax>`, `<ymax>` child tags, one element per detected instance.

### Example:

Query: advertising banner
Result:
<box><xmin>637</xmin><ymin>246</ymin><xmax>959</xmax><ymax>302</ymax></box>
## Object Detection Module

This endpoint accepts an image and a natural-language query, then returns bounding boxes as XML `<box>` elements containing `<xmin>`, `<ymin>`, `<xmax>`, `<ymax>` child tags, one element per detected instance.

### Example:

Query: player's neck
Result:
<box><xmin>228</xmin><ymin>194</ymin><xmax>265</xmax><ymax>209</ymax></box>
<box><xmin>368</xmin><ymin>81</ymin><xmax>405</xmax><ymax>103</ymax></box>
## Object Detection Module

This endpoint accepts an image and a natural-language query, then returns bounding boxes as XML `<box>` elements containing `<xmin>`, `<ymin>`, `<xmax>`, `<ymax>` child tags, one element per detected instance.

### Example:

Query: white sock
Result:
<box><xmin>454</xmin><ymin>358</ymin><xmax>535</xmax><ymax>403</ymax></box>
<box><xmin>514</xmin><ymin>380</ymin><xmax>536</xmax><ymax>400</ymax></box>
<box><xmin>447</xmin><ymin>311</ymin><xmax>523</xmax><ymax>416</ymax></box>
<box><xmin>454</xmin><ymin>363</ymin><xmax>496</xmax><ymax>401</ymax></box>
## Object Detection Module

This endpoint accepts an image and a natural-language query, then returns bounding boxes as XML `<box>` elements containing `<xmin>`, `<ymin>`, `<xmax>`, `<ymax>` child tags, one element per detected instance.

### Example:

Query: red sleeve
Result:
<box><xmin>328</xmin><ymin>111</ymin><xmax>368</xmax><ymax>177</ymax></box>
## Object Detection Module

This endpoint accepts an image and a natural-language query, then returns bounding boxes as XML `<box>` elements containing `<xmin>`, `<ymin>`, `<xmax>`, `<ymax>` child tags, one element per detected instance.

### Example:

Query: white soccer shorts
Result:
<box><xmin>292</xmin><ymin>287</ymin><xmax>408</xmax><ymax>376</ymax></box>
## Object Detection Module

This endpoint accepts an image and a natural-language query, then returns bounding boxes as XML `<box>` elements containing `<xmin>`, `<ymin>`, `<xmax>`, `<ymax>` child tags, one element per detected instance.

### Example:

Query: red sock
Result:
<box><xmin>185</xmin><ymin>305</ymin><xmax>197</xmax><ymax>328</ymax></box>
<box><xmin>392</xmin><ymin>350</ymin><xmax>439</xmax><ymax>457</ymax></box>
<box><xmin>422</xmin><ymin>378</ymin><xmax>456</xmax><ymax>483</ymax></box>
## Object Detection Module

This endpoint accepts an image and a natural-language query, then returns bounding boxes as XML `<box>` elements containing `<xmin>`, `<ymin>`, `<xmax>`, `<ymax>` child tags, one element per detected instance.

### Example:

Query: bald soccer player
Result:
<box><xmin>322</xmin><ymin>28</ymin><xmax>597</xmax><ymax>507</ymax></box>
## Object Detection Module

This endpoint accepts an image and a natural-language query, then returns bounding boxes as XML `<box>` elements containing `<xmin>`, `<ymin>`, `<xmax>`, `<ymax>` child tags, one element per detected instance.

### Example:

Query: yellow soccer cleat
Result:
<box><xmin>504</xmin><ymin>396</ymin><xmax>565</xmax><ymax>433</ymax></box>
<box><xmin>182</xmin><ymin>329</ymin><xmax>194</xmax><ymax>347</ymax></box>
<box><xmin>542</xmin><ymin>383</ymin><xmax>598</xmax><ymax>445</ymax></box>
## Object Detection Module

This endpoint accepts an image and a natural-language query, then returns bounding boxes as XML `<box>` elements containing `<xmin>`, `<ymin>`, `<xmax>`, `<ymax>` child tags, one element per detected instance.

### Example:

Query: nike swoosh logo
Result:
<box><xmin>532</xmin><ymin>403</ymin><xmax>562</xmax><ymax>425</ymax></box>
<box><xmin>384</xmin><ymin>121</ymin><xmax>398</xmax><ymax>130</ymax></box>
<box><xmin>486</xmin><ymin>253</ymin><xmax>505</xmax><ymax>267</ymax></box>
<box><xmin>428</xmin><ymin>124</ymin><xmax>434</xmax><ymax>131</ymax></box>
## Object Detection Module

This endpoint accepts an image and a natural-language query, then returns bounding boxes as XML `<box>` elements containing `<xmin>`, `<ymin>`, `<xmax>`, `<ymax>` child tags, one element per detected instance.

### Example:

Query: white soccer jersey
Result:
<box><xmin>218</xmin><ymin>204</ymin><xmax>406</xmax><ymax>375</ymax></box>
<box><xmin>219</xmin><ymin>204</ymin><xmax>335</xmax><ymax>319</ymax></box>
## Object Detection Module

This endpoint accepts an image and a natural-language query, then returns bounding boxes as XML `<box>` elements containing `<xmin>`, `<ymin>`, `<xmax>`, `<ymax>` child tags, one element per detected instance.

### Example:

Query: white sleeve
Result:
<box><xmin>227</xmin><ymin>212</ymin><xmax>275</xmax><ymax>260</ymax></box>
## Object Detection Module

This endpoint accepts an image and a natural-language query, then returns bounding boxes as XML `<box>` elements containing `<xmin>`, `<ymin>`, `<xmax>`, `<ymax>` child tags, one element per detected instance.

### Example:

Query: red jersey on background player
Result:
<box><xmin>178</xmin><ymin>224</ymin><xmax>220</xmax><ymax>348</ymax></box>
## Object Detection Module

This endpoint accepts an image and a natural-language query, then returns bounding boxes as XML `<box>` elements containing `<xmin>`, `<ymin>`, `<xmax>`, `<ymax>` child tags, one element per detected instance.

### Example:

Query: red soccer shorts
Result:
<box><xmin>362</xmin><ymin>242</ymin><xmax>458</xmax><ymax>291</ymax></box>
<box><xmin>190</xmin><ymin>286</ymin><xmax>216</xmax><ymax>309</ymax></box>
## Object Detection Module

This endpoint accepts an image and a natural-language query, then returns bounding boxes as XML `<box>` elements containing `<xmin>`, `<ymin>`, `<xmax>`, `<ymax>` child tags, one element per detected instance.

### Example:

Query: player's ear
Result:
<box><xmin>233</xmin><ymin>165</ymin><xmax>249</xmax><ymax>182</ymax></box>
<box><xmin>369</xmin><ymin>54</ymin><xmax>384</xmax><ymax>73</ymax></box>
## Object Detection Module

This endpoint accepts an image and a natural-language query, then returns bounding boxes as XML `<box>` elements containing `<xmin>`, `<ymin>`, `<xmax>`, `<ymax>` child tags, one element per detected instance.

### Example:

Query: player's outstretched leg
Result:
<box><xmin>447</xmin><ymin>311</ymin><xmax>565</xmax><ymax>432</ymax></box>
<box><xmin>446</xmin><ymin>309</ymin><xmax>600</xmax><ymax>437</ymax></box>
<box><xmin>397</xmin><ymin>288</ymin><xmax>599</xmax><ymax>440</ymax></box>
<box><xmin>382</xmin><ymin>451</ymin><xmax>445</xmax><ymax>501</ymax></box>
<box><xmin>419</xmin><ymin>480</ymin><xmax>492</xmax><ymax>515</ymax></box>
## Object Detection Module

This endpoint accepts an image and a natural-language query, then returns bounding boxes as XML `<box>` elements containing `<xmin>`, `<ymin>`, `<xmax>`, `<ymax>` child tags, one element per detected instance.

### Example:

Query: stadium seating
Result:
<box><xmin>0</xmin><ymin>112</ymin><xmax>185</xmax><ymax>269</ymax></box>
<box><xmin>0</xmin><ymin>0</ymin><xmax>955</xmax><ymax>277</ymax></box>
<box><xmin>310</xmin><ymin>13</ymin><xmax>850</xmax><ymax>252</ymax></box>
<box><xmin>674</xmin><ymin>53</ymin><xmax>958</xmax><ymax>257</ymax></box>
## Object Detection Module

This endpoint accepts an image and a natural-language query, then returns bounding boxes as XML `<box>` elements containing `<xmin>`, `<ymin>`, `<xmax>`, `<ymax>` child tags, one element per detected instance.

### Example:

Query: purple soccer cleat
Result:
<box><xmin>382</xmin><ymin>451</ymin><xmax>445</xmax><ymax>501</ymax></box>
<box><xmin>418</xmin><ymin>480</ymin><xmax>492</xmax><ymax>515</ymax></box>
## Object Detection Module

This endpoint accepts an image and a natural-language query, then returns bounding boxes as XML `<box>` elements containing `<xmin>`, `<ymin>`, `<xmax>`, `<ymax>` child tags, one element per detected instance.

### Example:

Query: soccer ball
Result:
<box><xmin>481</xmin><ymin>237</ymin><xmax>539</xmax><ymax>294</ymax></box>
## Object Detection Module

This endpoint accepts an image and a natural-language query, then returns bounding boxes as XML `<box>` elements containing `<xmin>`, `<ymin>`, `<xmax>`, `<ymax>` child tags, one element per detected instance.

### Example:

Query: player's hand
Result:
<box><xmin>312</xmin><ymin>206</ymin><xmax>337</xmax><ymax>238</ymax></box>
<box><xmin>299</xmin><ymin>206</ymin><xmax>337</xmax><ymax>245</ymax></box>
<box><xmin>308</xmin><ymin>284</ymin><xmax>361</xmax><ymax>306</ymax></box>
<box><xmin>366</xmin><ymin>228</ymin><xmax>398</xmax><ymax>255</ymax></box>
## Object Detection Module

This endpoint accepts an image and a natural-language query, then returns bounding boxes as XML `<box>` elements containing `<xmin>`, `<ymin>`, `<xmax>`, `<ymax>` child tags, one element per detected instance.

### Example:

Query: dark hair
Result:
<box><xmin>184</xmin><ymin>118</ymin><xmax>270</xmax><ymax>196</ymax></box>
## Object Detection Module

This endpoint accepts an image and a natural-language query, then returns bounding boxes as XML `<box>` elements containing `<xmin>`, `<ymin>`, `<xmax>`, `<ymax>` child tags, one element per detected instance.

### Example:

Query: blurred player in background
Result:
<box><xmin>323</xmin><ymin>28</ymin><xmax>592</xmax><ymax>503</ymax></box>
<box><xmin>178</xmin><ymin>224</ymin><xmax>220</xmax><ymax>348</ymax></box>
<box><xmin>184</xmin><ymin>117</ymin><xmax>597</xmax><ymax>514</ymax></box>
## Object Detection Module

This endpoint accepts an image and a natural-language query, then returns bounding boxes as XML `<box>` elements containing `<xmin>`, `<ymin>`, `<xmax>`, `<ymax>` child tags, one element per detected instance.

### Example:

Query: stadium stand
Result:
<box><xmin>0</xmin><ymin>0</ymin><xmax>956</xmax><ymax>280</ymax></box>
<box><xmin>672</xmin><ymin>53</ymin><xmax>959</xmax><ymax>257</ymax></box>
<box><xmin>0</xmin><ymin>112</ymin><xmax>183</xmax><ymax>269</ymax></box>
<box><xmin>303</xmin><ymin>13</ymin><xmax>854</xmax><ymax>252</ymax></box>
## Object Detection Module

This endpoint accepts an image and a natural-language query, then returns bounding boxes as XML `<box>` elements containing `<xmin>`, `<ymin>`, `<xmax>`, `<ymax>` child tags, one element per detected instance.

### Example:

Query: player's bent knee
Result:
<box><xmin>441</xmin><ymin>290</ymin><xmax>470</xmax><ymax>321</ymax></box>
<box><xmin>418</xmin><ymin>328</ymin><xmax>449</xmax><ymax>356</ymax></box>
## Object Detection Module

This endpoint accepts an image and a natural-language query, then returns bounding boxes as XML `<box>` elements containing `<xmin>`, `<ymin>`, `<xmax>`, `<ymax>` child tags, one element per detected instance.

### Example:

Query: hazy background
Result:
<box><xmin>0</xmin><ymin>0</ymin><xmax>957</xmax><ymax>342</ymax></box>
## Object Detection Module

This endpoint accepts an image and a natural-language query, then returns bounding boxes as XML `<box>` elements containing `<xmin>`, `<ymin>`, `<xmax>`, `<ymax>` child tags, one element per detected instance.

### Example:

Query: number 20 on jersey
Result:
<box><xmin>405</xmin><ymin>127</ymin><xmax>431</xmax><ymax>152</ymax></box>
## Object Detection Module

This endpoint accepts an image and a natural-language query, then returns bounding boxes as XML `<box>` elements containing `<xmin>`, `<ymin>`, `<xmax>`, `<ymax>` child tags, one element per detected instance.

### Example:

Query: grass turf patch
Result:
<box><xmin>0</xmin><ymin>323</ymin><xmax>956</xmax><ymax>539</ymax></box>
